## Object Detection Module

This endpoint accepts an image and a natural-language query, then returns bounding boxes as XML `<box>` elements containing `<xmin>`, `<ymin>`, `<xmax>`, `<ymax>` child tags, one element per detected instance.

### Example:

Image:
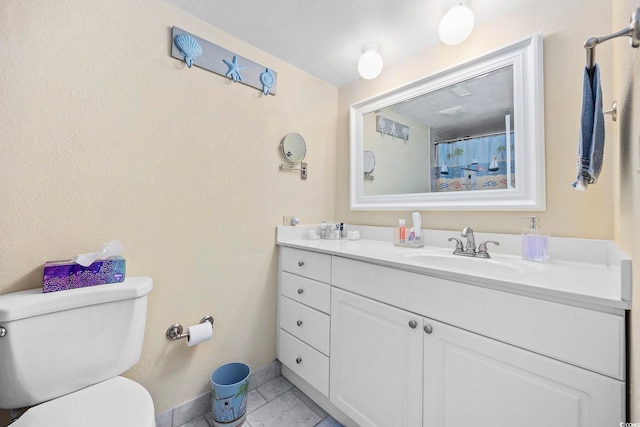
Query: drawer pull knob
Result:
<box><xmin>298</xmin><ymin>261</ymin><xmax>304</xmax><ymax>266</ymax></box>
<box><xmin>408</xmin><ymin>320</ymin><xmax>417</xmax><ymax>329</ymax></box>
<box><xmin>424</xmin><ymin>325</ymin><xmax>433</xmax><ymax>334</ymax></box>
<box><xmin>296</xmin><ymin>357</ymin><xmax>302</xmax><ymax>364</ymax></box>
<box><xmin>296</xmin><ymin>320</ymin><xmax>303</xmax><ymax>326</ymax></box>
<box><xmin>297</xmin><ymin>288</ymin><xmax>304</xmax><ymax>294</ymax></box>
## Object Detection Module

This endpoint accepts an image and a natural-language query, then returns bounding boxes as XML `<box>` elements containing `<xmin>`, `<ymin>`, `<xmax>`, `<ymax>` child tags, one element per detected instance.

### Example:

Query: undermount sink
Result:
<box><xmin>400</xmin><ymin>251</ymin><xmax>524</xmax><ymax>274</ymax></box>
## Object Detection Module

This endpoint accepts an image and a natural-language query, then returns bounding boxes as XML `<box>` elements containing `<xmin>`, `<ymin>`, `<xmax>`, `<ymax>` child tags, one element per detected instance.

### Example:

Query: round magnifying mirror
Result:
<box><xmin>363</xmin><ymin>150</ymin><xmax>376</xmax><ymax>174</ymax></box>
<box><xmin>280</xmin><ymin>133</ymin><xmax>306</xmax><ymax>164</ymax></box>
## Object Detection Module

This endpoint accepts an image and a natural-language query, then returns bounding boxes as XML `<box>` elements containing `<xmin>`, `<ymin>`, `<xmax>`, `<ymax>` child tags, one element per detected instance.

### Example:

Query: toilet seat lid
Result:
<box><xmin>11</xmin><ymin>376</ymin><xmax>155</xmax><ymax>427</ymax></box>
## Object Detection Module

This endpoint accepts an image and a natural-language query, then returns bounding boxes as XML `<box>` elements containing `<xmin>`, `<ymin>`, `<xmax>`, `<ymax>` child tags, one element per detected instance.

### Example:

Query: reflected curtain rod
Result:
<box><xmin>434</xmin><ymin>130</ymin><xmax>514</xmax><ymax>145</ymax></box>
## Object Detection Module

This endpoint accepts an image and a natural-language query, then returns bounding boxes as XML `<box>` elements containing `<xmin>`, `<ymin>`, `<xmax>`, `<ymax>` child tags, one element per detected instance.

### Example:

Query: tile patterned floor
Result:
<box><xmin>177</xmin><ymin>376</ymin><xmax>344</xmax><ymax>427</ymax></box>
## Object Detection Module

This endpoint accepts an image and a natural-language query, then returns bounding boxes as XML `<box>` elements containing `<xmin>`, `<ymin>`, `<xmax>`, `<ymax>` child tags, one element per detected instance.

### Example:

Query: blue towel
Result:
<box><xmin>572</xmin><ymin>64</ymin><xmax>605</xmax><ymax>190</ymax></box>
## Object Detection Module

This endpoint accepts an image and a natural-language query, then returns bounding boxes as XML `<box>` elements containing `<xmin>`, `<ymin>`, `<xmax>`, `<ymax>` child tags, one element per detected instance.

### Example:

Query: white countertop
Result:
<box><xmin>276</xmin><ymin>225</ymin><xmax>632</xmax><ymax>311</ymax></box>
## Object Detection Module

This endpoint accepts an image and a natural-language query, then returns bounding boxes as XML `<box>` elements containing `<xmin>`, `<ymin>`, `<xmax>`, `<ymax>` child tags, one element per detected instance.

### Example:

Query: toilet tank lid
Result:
<box><xmin>0</xmin><ymin>276</ymin><xmax>153</xmax><ymax>322</ymax></box>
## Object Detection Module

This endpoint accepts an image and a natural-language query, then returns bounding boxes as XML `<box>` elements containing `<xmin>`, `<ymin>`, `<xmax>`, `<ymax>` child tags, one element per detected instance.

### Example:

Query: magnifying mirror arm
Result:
<box><xmin>280</xmin><ymin>162</ymin><xmax>308</xmax><ymax>180</ymax></box>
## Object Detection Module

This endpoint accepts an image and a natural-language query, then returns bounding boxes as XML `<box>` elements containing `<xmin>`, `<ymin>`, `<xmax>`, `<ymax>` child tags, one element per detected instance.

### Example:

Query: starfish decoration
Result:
<box><xmin>223</xmin><ymin>55</ymin><xmax>245</xmax><ymax>82</ymax></box>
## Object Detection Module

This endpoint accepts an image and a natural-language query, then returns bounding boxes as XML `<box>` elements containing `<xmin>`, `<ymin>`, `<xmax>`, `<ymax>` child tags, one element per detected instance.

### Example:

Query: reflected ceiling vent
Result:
<box><xmin>438</xmin><ymin>106</ymin><xmax>463</xmax><ymax>115</ymax></box>
<box><xmin>450</xmin><ymin>84</ymin><xmax>472</xmax><ymax>97</ymax></box>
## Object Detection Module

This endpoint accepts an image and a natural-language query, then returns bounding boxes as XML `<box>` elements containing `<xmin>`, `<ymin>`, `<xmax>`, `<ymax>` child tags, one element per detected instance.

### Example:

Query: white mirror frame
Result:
<box><xmin>350</xmin><ymin>33</ymin><xmax>545</xmax><ymax>211</ymax></box>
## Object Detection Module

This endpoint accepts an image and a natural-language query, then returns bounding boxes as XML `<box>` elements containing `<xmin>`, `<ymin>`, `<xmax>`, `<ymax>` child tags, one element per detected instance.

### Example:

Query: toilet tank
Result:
<box><xmin>0</xmin><ymin>276</ymin><xmax>153</xmax><ymax>409</ymax></box>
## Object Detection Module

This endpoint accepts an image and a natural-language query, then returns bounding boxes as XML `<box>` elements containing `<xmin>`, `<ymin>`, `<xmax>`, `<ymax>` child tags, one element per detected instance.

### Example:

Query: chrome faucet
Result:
<box><xmin>461</xmin><ymin>226</ymin><xmax>476</xmax><ymax>255</ymax></box>
<box><xmin>449</xmin><ymin>227</ymin><xmax>500</xmax><ymax>258</ymax></box>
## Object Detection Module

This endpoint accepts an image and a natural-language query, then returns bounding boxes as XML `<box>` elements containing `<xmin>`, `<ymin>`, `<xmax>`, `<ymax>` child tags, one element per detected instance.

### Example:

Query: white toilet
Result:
<box><xmin>0</xmin><ymin>276</ymin><xmax>155</xmax><ymax>426</ymax></box>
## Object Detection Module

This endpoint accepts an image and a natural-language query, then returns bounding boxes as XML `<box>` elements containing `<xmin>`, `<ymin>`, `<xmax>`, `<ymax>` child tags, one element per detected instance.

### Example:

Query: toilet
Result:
<box><xmin>0</xmin><ymin>276</ymin><xmax>155</xmax><ymax>426</ymax></box>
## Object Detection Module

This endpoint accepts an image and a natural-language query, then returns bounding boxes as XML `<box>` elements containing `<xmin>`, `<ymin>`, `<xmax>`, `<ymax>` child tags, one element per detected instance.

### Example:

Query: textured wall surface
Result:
<box><xmin>339</xmin><ymin>0</ymin><xmax>640</xmax><ymax>420</ymax></box>
<box><xmin>3</xmin><ymin>0</ymin><xmax>640</xmax><ymax>423</ymax></box>
<box><xmin>614</xmin><ymin>0</ymin><xmax>640</xmax><ymax>421</ymax></box>
<box><xmin>337</xmin><ymin>0</ymin><xmax>614</xmax><ymax>238</ymax></box>
<box><xmin>0</xmin><ymin>0</ymin><xmax>337</xmax><ymax>419</ymax></box>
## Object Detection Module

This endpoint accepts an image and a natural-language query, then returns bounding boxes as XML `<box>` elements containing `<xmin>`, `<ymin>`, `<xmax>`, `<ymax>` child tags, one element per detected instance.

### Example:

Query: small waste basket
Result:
<box><xmin>210</xmin><ymin>362</ymin><xmax>251</xmax><ymax>426</ymax></box>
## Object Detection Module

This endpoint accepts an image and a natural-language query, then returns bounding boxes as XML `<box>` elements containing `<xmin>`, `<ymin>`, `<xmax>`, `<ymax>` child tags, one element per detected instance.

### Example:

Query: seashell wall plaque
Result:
<box><xmin>171</xmin><ymin>26</ymin><xmax>277</xmax><ymax>96</ymax></box>
<box><xmin>174</xmin><ymin>34</ymin><xmax>202</xmax><ymax>68</ymax></box>
<box><xmin>375</xmin><ymin>115</ymin><xmax>409</xmax><ymax>141</ymax></box>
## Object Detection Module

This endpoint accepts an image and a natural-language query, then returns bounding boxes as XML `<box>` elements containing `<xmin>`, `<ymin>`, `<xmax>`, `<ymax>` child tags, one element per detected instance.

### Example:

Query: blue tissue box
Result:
<box><xmin>42</xmin><ymin>256</ymin><xmax>126</xmax><ymax>293</ymax></box>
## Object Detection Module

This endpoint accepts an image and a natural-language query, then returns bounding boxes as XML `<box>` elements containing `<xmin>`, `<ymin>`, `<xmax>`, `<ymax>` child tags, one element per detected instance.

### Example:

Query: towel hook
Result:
<box><xmin>585</xmin><ymin>7</ymin><xmax>640</xmax><ymax>81</ymax></box>
<box><xmin>603</xmin><ymin>101</ymin><xmax>617</xmax><ymax>121</ymax></box>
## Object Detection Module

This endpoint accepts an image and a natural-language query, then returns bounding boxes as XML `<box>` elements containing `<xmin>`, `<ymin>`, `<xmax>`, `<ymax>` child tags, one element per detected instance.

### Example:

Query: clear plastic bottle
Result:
<box><xmin>399</xmin><ymin>219</ymin><xmax>406</xmax><ymax>243</ymax></box>
<box><xmin>521</xmin><ymin>216</ymin><xmax>549</xmax><ymax>262</ymax></box>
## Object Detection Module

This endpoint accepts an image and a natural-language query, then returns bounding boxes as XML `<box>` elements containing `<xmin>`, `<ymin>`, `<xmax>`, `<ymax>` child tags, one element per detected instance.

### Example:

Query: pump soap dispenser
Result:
<box><xmin>521</xmin><ymin>216</ymin><xmax>549</xmax><ymax>262</ymax></box>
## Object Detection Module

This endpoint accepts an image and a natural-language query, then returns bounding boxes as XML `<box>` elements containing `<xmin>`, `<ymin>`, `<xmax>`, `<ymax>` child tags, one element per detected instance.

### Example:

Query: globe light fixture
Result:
<box><xmin>439</xmin><ymin>0</ymin><xmax>475</xmax><ymax>45</ymax></box>
<box><xmin>358</xmin><ymin>42</ymin><xmax>383</xmax><ymax>80</ymax></box>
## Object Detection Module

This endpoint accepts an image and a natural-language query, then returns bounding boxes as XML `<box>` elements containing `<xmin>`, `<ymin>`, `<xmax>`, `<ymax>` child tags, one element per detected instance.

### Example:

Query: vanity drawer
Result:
<box><xmin>332</xmin><ymin>256</ymin><xmax>625</xmax><ymax>380</ymax></box>
<box><xmin>281</xmin><ymin>272</ymin><xmax>330</xmax><ymax>314</ymax></box>
<box><xmin>279</xmin><ymin>329</ymin><xmax>329</xmax><ymax>397</ymax></box>
<box><xmin>280</xmin><ymin>247</ymin><xmax>331</xmax><ymax>283</ymax></box>
<box><xmin>280</xmin><ymin>296</ymin><xmax>330</xmax><ymax>355</ymax></box>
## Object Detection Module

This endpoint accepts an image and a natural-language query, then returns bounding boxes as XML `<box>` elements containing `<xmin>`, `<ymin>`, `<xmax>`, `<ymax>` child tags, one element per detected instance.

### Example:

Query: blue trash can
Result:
<box><xmin>210</xmin><ymin>362</ymin><xmax>251</xmax><ymax>426</ymax></box>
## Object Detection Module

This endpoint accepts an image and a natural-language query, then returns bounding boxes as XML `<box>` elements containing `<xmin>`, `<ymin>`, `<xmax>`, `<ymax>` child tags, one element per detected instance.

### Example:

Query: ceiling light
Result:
<box><xmin>438</xmin><ymin>106</ymin><xmax>463</xmax><ymax>115</ymax></box>
<box><xmin>358</xmin><ymin>42</ymin><xmax>383</xmax><ymax>80</ymax></box>
<box><xmin>439</xmin><ymin>0</ymin><xmax>475</xmax><ymax>46</ymax></box>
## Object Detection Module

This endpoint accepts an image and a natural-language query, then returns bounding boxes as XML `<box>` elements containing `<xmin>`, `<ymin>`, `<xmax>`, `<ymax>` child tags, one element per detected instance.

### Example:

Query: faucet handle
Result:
<box><xmin>448</xmin><ymin>237</ymin><xmax>464</xmax><ymax>254</ymax></box>
<box><xmin>477</xmin><ymin>240</ymin><xmax>500</xmax><ymax>258</ymax></box>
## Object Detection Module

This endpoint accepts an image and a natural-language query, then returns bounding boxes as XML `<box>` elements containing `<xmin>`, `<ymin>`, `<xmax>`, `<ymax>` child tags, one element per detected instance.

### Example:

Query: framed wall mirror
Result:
<box><xmin>350</xmin><ymin>33</ymin><xmax>545</xmax><ymax>211</ymax></box>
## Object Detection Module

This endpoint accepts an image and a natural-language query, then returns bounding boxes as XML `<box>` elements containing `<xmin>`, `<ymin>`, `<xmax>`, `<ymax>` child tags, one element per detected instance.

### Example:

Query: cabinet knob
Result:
<box><xmin>297</xmin><ymin>288</ymin><xmax>304</xmax><ymax>294</ymax></box>
<box><xmin>296</xmin><ymin>320</ymin><xmax>303</xmax><ymax>326</ymax></box>
<box><xmin>408</xmin><ymin>320</ymin><xmax>417</xmax><ymax>329</ymax></box>
<box><xmin>424</xmin><ymin>324</ymin><xmax>433</xmax><ymax>334</ymax></box>
<box><xmin>298</xmin><ymin>261</ymin><xmax>304</xmax><ymax>266</ymax></box>
<box><xmin>296</xmin><ymin>357</ymin><xmax>302</xmax><ymax>364</ymax></box>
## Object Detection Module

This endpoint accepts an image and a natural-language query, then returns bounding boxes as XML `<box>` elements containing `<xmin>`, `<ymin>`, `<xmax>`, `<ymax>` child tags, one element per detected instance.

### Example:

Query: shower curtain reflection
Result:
<box><xmin>434</xmin><ymin>132</ymin><xmax>515</xmax><ymax>192</ymax></box>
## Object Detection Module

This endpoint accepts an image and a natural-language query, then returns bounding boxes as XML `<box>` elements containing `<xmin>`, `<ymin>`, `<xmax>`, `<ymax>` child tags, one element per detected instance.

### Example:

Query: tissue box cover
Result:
<box><xmin>42</xmin><ymin>256</ymin><xmax>126</xmax><ymax>293</ymax></box>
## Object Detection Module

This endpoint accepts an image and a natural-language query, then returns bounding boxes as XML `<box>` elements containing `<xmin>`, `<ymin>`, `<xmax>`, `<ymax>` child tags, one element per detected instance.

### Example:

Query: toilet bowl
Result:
<box><xmin>0</xmin><ymin>277</ymin><xmax>155</xmax><ymax>426</ymax></box>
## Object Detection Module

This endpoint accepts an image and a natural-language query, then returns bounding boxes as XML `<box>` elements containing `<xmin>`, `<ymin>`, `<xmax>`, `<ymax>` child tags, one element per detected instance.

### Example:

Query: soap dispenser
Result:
<box><xmin>521</xmin><ymin>216</ymin><xmax>549</xmax><ymax>262</ymax></box>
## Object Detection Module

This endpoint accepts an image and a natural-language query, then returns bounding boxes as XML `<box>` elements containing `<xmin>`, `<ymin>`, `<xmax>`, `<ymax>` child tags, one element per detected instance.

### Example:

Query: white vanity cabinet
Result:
<box><xmin>331</xmin><ymin>286</ymin><xmax>624</xmax><ymax>427</ymax></box>
<box><xmin>330</xmin><ymin>257</ymin><xmax>625</xmax><ymax>427</ymax></box>
<box><xmin>276</xmin><ymin>239</ymin><xmax>627</xmax><ymax>427</ymax></box>
<box><xmin>277</xmin><ymin>247</ymin><xmax>331</xmax><ymax>396</ymax></box>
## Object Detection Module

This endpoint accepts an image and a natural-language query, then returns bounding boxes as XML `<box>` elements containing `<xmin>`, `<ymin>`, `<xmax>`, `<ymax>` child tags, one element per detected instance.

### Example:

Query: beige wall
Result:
<box><xmin>614</xmin><ymin>0</ymin><xmax>640</xmax><ymax>421</ymax></box>
<box><xmin>3</xmin><ymin>0</ymin><xmax>640</xmax><ymax>423</ymax></box>
<box><xmin>363</xmin><ymin>111</ymin><xmax>431</xmax><ymax>195</ymax></box>
<box><xmin>0</xmin><ymin>0</ymin><xmax>337</xmax><ymax>420</ymax></box>
<box><xmin>337</xmin><ymin>0</ymin><xmax>615</xmax><ymax>238</ymax></box>
<box><xmin>339</xmin><ymin>0</ymin><xmax>640</xmax><ymax>421</ymax></box>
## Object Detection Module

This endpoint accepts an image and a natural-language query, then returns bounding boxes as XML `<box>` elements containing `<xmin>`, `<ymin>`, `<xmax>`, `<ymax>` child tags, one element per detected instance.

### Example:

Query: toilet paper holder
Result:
<box><xmin>166</xmin><ymin>316</ymin><xmax>214</xmax><ymax>341</ymax></box>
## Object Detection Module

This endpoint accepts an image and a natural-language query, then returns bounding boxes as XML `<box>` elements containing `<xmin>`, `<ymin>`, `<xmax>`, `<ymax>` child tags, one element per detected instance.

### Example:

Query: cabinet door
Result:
<box><xmin>330</xmin><ymin>288</ymin><xmax>423</xmax><ymax>427</ymax></box>
<box><xmin>423</xmin><ymin>318</ymin><xmax>624</xmax><ymax>427</ymax></box>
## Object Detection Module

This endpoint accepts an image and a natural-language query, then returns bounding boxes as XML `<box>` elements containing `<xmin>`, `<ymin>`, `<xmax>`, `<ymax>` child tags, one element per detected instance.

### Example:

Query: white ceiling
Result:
<box><xmin>390</xmin><ymin>65</ymin><xmax>514</xmax><ymax>139</ymax></box>
<box><xmin>163</xmin><ymin>0</ymin><xmax>533</xmax><ymax>88</ymax></box>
